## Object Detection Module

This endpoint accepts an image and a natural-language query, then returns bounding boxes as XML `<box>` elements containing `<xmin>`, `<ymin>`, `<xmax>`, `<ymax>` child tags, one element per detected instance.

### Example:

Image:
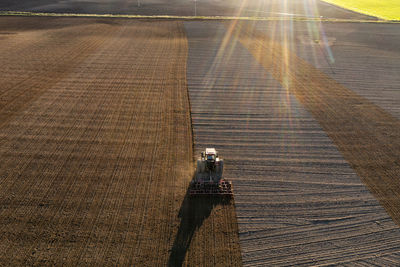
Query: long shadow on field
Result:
<box><xmin>168</xmin><ymin>185</ymin><xmax>230</xmax><ymax>267</ymax></box>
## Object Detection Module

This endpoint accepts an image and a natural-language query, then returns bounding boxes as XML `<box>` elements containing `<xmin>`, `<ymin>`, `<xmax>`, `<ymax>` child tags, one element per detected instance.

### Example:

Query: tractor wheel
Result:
<box><xmin>197</xmin><ymin>159</ymin><xmax>205</xmax><ymax>173</ymax></box>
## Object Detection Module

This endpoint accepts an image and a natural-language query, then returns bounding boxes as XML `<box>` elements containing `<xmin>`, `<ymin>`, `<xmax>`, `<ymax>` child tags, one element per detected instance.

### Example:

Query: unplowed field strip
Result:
<box><xmin>0</xmin><ymin>17</ymin><xmax>242</xmax><ymax>266</ymax></box>
<box><xmin>185</xmin><ymin>21</ymin><xmax>400</xmax><ymax>266</ymax></box>
<box><xmin>0</xmin><ymin>17</ymin><xmax>115</xmax><ymax>128</ymax></box>
<box><xmin>0</xmin><ymin>18</ymin><xmax>196</xmax><ymax>266</ymax></box>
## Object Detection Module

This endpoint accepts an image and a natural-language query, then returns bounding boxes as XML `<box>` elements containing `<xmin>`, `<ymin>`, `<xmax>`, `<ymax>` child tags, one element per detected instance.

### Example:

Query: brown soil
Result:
<box><xmin>234</xmin><ymin>21</ymin><xmax>400</xmax><ymax>225</ymax></box>
<box><xmin>169</xmin><ymin>195</ymin><xmax>242</xmax><ymax>266</ymax></box>
<box><xmin>0</xmin><ymin>17</ymin><xmax>241</xmax><ymax>266</ymax></box>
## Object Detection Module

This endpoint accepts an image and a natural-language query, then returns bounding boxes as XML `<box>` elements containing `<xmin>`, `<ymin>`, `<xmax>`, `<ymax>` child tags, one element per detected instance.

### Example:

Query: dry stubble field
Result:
<box><xmin>0</xmin><ymin>17</ymin><xmax>241</xmax><ymax>266</ymax></box>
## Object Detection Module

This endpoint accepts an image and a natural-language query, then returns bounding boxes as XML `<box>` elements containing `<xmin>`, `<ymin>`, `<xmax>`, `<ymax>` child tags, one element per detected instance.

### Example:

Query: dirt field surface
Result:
<box><xmin>1</xmin><ymin>7</ymin><xmax>400</xmax><ymax>266</ymax></box>
<box><xmin>0</xmin><ymin>16</ymin><xmax>241</xmax><ymax>266</ymax></box>
<box><xmin>253</xmin><ymin>21</ymin><xmax>400</xmax><ymax>119</ymax></box>
<box><xmin>238</xmin><ymin>20</ymin><xmax>400</xmax><ymax>223</ymax></box>
<box><xmin>0</xmin><ymin>0</ymin><xmax>374</xmax><ymax>19</ymax></box>
<box><xmin>185</xmin><ymin>20</ymin><xmax>400</xmax><ymax>266</ymax></box>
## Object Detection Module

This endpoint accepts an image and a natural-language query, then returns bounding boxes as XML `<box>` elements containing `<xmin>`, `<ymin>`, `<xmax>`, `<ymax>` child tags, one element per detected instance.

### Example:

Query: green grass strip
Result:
<box><xmin>321</xmin><ymin>0</ymin><xmax>400</xmax><ymax>20</ymax></box>
<box><xmin>0</xmin><ymin>10</ymin><xmax>399</xmax><ymax>23</ymax></box>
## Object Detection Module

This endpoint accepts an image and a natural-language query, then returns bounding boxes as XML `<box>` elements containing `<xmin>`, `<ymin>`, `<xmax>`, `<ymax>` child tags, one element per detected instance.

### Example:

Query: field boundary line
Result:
<box><xmin>1</xmin><ymin>11</ymin><xmax>400</xmax><ymax>23</ymax></box>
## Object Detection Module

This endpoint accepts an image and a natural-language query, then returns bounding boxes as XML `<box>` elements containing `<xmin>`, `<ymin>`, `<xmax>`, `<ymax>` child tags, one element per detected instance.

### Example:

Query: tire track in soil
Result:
<box><xmin>0</xmin><ymin>18</ymin><xmax>194</xmax><ymax>266</ymax></box>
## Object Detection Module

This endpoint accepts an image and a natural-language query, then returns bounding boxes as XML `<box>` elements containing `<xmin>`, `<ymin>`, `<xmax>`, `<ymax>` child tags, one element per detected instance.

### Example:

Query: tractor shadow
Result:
<box><xmin>167</xmin><ymin>183</ymin><xmax>230</xmax><ymax>267</ymax></box>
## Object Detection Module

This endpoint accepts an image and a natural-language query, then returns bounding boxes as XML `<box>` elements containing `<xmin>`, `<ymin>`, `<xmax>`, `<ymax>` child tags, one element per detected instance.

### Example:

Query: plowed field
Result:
<box><xmin>1</xmin><ymin>10</ymin><xmax>400</xmax><ymax>266</ymax></box>
<box><xmin>184</xmin><ymin>20</ymin><xmax>400</xmax><ymax>266</ymax></box>
<box><xmin>236</xmin><ymin>21</ymin><xmax>400</xmax><ymax>225</ymax></box>
<box><xmin>0</xmin><ymin>17</ymin><xmax>241</xmax><ymax>266</ymax></box>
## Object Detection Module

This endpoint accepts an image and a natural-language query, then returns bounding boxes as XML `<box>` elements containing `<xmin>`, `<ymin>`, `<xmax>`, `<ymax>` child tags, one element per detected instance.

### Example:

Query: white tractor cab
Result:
<box><xmin>197</xmin><ymin>148</ymin><xmax>223</xmax><ymax>175</ymax></box>
<box><xmin>201</xmin><ymin>148</ymin><xmax>221</xmax><ymax>171</ymax></box>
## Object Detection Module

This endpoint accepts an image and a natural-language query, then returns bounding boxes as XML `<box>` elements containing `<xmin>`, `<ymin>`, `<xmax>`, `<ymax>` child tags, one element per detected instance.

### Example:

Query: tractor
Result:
<box><xmin>189</xmin><ymin>148</ymin><xmax>233</xmax><ymax>197</ymax></box>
